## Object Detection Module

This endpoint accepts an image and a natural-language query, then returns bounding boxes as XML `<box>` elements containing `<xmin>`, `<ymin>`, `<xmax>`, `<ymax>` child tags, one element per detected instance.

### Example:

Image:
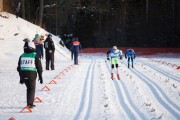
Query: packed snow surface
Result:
<box><xmin>0</xmin><ymin>12</ymin><xmax>180</xmax><ymax>120</ymax></box>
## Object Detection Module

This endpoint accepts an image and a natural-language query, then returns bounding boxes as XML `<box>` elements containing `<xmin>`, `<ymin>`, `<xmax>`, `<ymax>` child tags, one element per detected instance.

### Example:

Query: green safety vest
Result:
<box><xmin>20</xmin><ymin>52</ymin><xmax>37</xmax><ymax>71</ymax></box>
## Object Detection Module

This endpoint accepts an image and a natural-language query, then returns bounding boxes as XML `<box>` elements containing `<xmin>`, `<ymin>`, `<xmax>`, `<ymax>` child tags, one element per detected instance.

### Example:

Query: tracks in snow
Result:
<box><xmin>44</xmin><ymin>56</ymin><xmax>179</xmax><ymax>120</ymax></box>
<box><xmin>123</xmin><ymin>58</ymin><xmax>180</xmax><ymax>119</ymax></box>
<box><xmin>73</xmin><ymin>59</ymin><xmax>96</xmax><ymax>120</ymax></box>
<box><xmin>130</xmin><ymin>68</ymin><xmax>180</xmax><ymax>119</ymax></box>
<box><xmin>140</xmin><ymin>59</ymin><xmax>180</xmax><ymax>83</ymax></box>
<box><xmin>105</xmin><ymin>61</ymin><xmax>146</xmax><ymax>120</ymax></box>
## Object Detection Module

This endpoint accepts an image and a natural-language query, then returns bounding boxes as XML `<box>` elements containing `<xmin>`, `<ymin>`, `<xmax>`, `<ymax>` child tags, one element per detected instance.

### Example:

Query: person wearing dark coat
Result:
<box><xmin>23</xmin><ymin>38</ymin><xmax>30</xmax><ymax>53</ymax></box>
<box><xmin>17</xmin><ymin>42</ymin><xmax>43</xmax><ymax>108</ymax></box>
<box><xmin>44</xmin><ymin>34</ymin><xmax>55</xmax><ymax>70</ymax></box>
<box><xmin>71</xmin><ymin>38</ymin><xmax>82</xmax><ymax>65</ymax></box>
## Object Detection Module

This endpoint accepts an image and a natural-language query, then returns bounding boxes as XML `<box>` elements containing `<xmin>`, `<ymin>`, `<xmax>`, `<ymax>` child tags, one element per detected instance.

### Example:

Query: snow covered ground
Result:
<box><xmin>0</xmin><ymin>12</ymin><xmax>180</xmax><ymax>120</ymax></box>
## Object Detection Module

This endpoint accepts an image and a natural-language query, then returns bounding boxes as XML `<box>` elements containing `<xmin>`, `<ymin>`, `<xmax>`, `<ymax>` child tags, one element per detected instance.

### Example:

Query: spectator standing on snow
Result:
<box><xmin>17</xmin><ymin>42</ymin><xmax>43</xmax><ymax>108</ymax></box>
<box><xmin>107</xmin><ymin>46</ymin><xmax>123</xmax><ymax>80</ymax></box>
<box><xmin>32</xmin><ymin>34</ymin><xmax>44</xmax><ymax>59</ymax></box>
<box><xmin>44</xmin><ymin>34</ymin><xmax>55</xmax><ymax>70</ymax></box>
<box><xmin>125</xmin><ymin>48</ymin><xmax>136</xmax><ymax>68</ymax></box>
<box><xmin>15</xmin><ymin>2</ymin><xmax>21</xmax><ymax>18</ymax></box>
<box><xmin>71</xmin><ymin>38</ymin><xmax>82</xmax><ymax>65</ymax></box>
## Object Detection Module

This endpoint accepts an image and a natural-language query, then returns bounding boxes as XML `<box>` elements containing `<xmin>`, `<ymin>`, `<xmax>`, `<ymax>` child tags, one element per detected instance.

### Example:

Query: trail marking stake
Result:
<box><xmin>41</xmin><ymin>86</ymin><xmax>50</xmax><ymax>91</ymax></box>
<box><xmin>9</xmin><ymin>117</ymin><xmax>15</xmax><ymax>120</ymax></box>
<box><xmin>60</xmin><ymin>72</ymin><xmax>65</xmax><ymax>76</ymax></box>
<box><xmin>20</xmin><ymin>106</ymin><xmax>32</xmax><ymax>113</ymax></box>
<box><xmin>49</xmin><ymin>80</ymin><xmax>57</xmax><ymax>84</ymax></box>
<box><xmin>34</xmin><ymin>97</ymin><xmax>42</xmax><ymax>103</ymax></box>
<box><xmin>172</xmin><ymin>64</ymin><xmax>177</xmax><ymax>67</ymax></box>
<box><xmin>54</xmin><ymin>75</ymin><xmax>61</xmax><ymax>79</ymax></box>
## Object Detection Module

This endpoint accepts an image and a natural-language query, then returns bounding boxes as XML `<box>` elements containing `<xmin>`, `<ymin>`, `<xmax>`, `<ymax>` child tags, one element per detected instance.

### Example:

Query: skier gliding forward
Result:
<box><xmin>107</xmin><ymin>46</ymin><xmax>123</xmax><ymax>80</ymax></box>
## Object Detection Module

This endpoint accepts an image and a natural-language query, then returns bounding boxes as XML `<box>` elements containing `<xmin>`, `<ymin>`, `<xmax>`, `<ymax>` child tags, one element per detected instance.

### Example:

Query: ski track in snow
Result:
<box><xmin>73</xmin><ymin>58</ymin><xmax>95</xmax><ymax>120</ymax></box>
<box><xmin>121</xmin><ymin>58</ymin><xmax>180</xmax><ymax>119</ymax></box>
<box><xmin>131</xmin><ymin>68</ymin><xmax>179</xmax><ymax>118</ymax></box>
<box><xmin>1</xmin><ymin>55</ymin><xmax>180</xmax><ymax>120</ymax></box>
<box><xmin>139</xmin><ymin>59</ymin><xmax>180</xmax><ymax>82</ymax></box>
<box><xmin>105</xmin><ymin>61</ymin><xmax>145</xmax><ymax>120</ymax></box>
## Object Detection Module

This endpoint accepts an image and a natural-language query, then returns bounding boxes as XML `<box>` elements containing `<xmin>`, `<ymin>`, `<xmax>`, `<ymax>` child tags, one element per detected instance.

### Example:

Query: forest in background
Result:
<box><xmin>2</xmin><ymin>0</ymin><xmax>180</xmax><ymax>48</ymax></box>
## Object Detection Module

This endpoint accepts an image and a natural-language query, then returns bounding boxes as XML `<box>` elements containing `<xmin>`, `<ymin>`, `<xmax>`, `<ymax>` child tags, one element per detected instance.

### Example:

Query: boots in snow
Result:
<box><xmin>117</xmin><ymin>74</ymin><xmax>120</xmax><ymax>80</ymax></box>
<box><xmin>111</xmin><ymin>73</ymin><xmax>114</xmax><ymax>80</ymax></box>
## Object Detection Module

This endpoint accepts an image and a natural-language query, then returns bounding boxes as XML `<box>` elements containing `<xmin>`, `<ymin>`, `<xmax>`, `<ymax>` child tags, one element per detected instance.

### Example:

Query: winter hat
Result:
<box><xmin>40</xmin><ymin>35</ymin><xmax>44</xmax><ymax>40</ymax></box>
<box><xmin>48</xmin><ymin>34</ymin><xmax>52</xmax><ymax>37</ymax></box>
<box><xmin>35</xmin><ymin>34</ymin><xmax>40</xmax><ymax>38</ymax></box>
<box><xmin>23</xmin><ymin>38</ymin><xmax>30</xmax><ymax>42</ymax></box>
<box><xmin>113</xmin><ymin>46</ymin><xmax>117</xmax><ymax>50</ymax></box>
<box><xmin>28</xmin><ymin>42</ymin><xmax>35</xmax><ymax>49</ymax></box>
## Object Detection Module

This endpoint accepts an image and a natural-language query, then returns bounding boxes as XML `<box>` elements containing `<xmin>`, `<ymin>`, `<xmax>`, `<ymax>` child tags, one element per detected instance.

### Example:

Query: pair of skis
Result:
<box><xmin>111</xmin><ymin>73</ymin><xmax>120</xmax><ymax>80</ymax></box>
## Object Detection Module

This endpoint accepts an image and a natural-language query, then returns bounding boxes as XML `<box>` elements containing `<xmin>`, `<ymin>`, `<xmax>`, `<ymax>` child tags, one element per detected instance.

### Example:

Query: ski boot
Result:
<box><xmin>132</xmin><ymin>64</ymin><xmax>134</xmax><ymax>68</ymax></box>
<box><xmin>27</xmin><ymin>104</ymin><xmax>36</xmax><ymax>108</ymax></box>
<box><xmin>128</xmin><ymin>64</ymin><xmax>130</xmax><ymax>68</ymax></box>
<box><xmin>117</xmin><ymin>74</ymin><xmax>120</xmax><ymax>80</ymax></box>
<box><xmin>111</xmin><ymin>73</ymin><xmax>114</xmax><ymax>80</ymax></box>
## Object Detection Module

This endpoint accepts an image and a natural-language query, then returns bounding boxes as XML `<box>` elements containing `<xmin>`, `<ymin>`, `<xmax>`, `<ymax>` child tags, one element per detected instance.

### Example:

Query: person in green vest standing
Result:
<box><xmin>17</xmin><ymin>42</ymin><xmax>43</xmax><ymax>108</ymax></box>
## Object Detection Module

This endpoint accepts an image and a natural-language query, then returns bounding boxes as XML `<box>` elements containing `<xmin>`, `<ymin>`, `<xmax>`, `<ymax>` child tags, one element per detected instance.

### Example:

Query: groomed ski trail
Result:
<box><xmin>122</xmin><ymin>58</ymin><xmax>180</xmax><ymax>120</ymax></box>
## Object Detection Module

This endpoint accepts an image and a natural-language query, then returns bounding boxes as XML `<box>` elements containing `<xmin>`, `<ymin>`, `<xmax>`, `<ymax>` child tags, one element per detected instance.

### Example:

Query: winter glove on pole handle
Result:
<box><xmin>120</xmin><ymin>56</ymin><xmax>122</xmax><ymax>60</ymax></box>
<box><xmin>107</xmin><ymin>57</ymin><xmax>110</xmax><ymax>61</ymax></box>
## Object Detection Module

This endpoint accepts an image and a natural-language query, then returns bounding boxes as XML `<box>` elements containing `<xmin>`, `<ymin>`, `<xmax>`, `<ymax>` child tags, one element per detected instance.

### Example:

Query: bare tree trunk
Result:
<box><xmin>0</xmin><ymin>0</ymin><xmax>3</xmax><ymax>11</ymax></box>
<box><xmin>39</xmin><ymin>0</ymin><xmax>44</xmax><ymax>27</ymax></box>
<box><xmin>21</xmin><ymin>0</ymin><xmax>25</xmax><ymax>19</ymax></box>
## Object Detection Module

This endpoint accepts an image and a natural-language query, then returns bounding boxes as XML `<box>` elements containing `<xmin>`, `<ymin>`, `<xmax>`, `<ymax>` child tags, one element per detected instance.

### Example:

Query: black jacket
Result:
<box><xmin>17</xmin><ymin>48</ymin><xmax>43</xmax><ymax>81</ymax></box>
<box><xmin>44</xmin><ymin>37</ymin><xmax>55</xmax><ymax>52</ymax></box>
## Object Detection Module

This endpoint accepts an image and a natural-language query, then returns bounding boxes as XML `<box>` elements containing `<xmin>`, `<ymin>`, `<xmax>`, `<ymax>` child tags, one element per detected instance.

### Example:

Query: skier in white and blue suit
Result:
<box><xmin>125</xmin><ymin>48</ymin><xmax>136</xmax><ymax>68</ymax></box>
<box><xmin>107</xmin><ymin>46</ymin><xmax>123</xmax><ymax>80</ymax></box>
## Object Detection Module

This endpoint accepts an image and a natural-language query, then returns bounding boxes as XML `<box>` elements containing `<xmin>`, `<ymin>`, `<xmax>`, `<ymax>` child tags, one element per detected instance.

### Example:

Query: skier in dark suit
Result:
<box><xmin>125</xmin><ymin>48</ymin><xmax>136</xmax><ymax>68</ymax></box>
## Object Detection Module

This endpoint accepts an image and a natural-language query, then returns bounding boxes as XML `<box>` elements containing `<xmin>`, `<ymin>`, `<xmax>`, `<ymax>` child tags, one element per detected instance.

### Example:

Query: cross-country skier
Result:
<box><xmin>125</xmin><ymin>48</ymin><xmax>136</xmax><ymax>68</ymax></box>
<box><xmin>71</xmin><ymin>38</ymin><xmax>82</xmax><ymax>65</ymax></box>
<box><xmin>107</xmin><ymin>46</ymin><xmax>123</xmax><ymax>80</ymax></box>
<box><xmin>17</xmin><ymin>42</ymin><xmax>43</xmax><ymax>108</ymax></box>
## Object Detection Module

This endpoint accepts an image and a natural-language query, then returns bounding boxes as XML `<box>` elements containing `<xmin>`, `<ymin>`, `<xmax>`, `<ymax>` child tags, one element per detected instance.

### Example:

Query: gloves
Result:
<box><xmin>19</xmin><ymin>79</ymin><xmax>24</xmax><ymax>84</ymax></box>
<box><xmin>19</xmin><ymin>80</ymin><xmax>24</xmax><ymax>84</ymax></box>
<box><xmin>120</xmin><ymin>56</ymin><xmax>122</xmax><ymax>60</ymax></box>
<box><xmin>107</xmin><ymin>58</ymin><xmax>110</xmax><ymax>61</ymax></box>
<box><xmin>38</xmin><ymin>76</ymin><xmax>43</xmax><ymax>84</ymax></box>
